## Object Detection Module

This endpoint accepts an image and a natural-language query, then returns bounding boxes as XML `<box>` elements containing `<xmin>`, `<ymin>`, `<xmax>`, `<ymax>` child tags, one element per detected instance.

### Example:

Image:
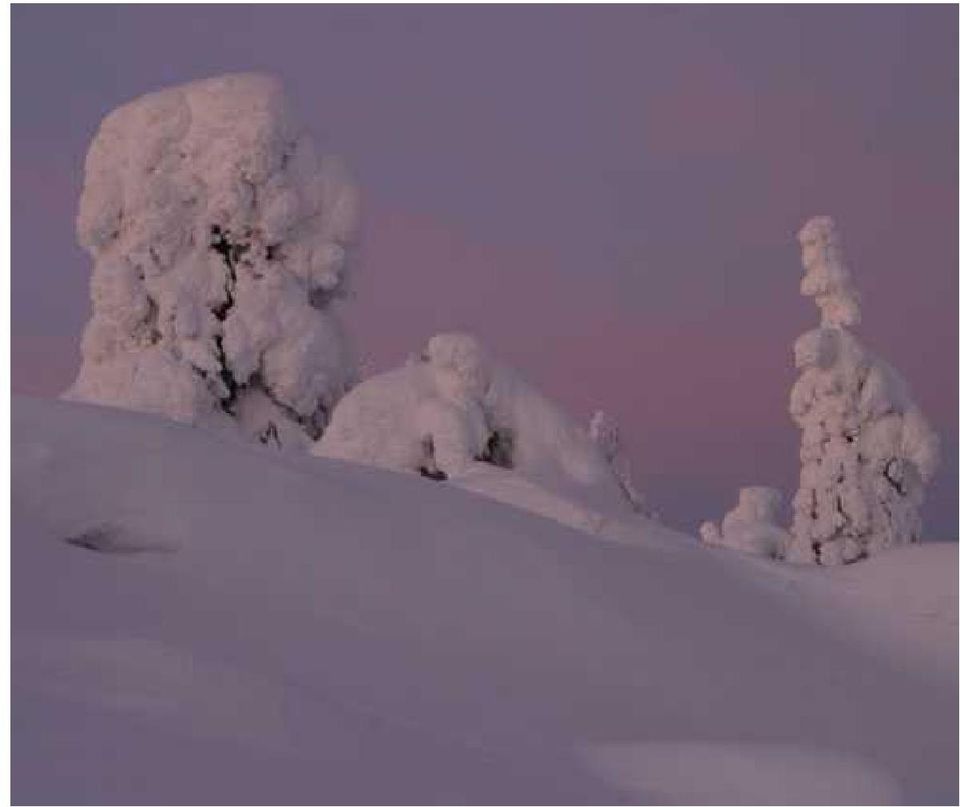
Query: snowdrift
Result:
<box><xmin>12</xmin><ymin>397</ymin><xmax>958</xmax><ymax>804</ymax></box>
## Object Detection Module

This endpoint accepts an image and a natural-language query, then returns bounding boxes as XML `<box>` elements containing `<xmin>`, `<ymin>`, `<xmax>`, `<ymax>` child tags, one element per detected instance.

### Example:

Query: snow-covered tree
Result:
<box><xmin>700</xmin><ymin>486</ymin><xmax>790</xmax><ymax>558</ymax></box>
<box><xmin>783</xmin><ymin>216</ymin><xmax>939</xmax><ymax>565</ymax></box>
<box><xmin>316</xmin><ymin>333</ymin><xmax>638</xmax><ymax>514</ymax></box>
<box><xmin>65</xmin><ymin>73</ymin><xmax>359</xmax><ymax>449</ymax></box>
<box><xmin>316</xmin><ymin>334</ymin><xmax>491</xmax><ymax>480</ymax></box>
<box><xmin>589</xmin><ymin>410</ymin><xmax>648</xmax><ymax>513</ymax></box>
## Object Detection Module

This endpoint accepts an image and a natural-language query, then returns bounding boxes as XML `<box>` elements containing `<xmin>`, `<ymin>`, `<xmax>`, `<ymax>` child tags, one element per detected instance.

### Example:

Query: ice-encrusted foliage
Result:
<box><xmin>66</xmin><ymin>73</ymin><xmax>359</xmax><ymax>449</ymax></box>
<box><xmin>700</xmin><ymin>487</ymin><xmax>790</xmax><ymax>558</ymax></box>
<box><xmin>784</xmin><ymin>217</ymin><xmax>939</xmax><ymax>565</ymax></box>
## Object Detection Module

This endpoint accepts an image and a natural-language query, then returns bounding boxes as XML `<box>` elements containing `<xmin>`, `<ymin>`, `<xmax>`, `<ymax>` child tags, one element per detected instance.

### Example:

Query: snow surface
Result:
<box><xmin>12</xmin><ymin>396</ymin><xmax>958</xmax><ymax>804</ymax></box>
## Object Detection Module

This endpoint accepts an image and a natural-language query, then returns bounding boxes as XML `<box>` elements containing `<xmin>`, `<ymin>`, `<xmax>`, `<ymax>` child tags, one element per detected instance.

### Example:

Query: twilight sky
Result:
<box><xmin>11</xmin><ymin>5</ymin><xmax>957</xmax><ymax>536</ymax></box>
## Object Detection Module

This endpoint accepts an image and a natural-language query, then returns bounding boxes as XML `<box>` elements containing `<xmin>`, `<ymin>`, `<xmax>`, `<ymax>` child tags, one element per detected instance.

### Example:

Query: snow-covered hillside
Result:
<box><xmin>12</xmin><ymin>397</ymin><xmax>958</xmax><ymax>804</ymax></box>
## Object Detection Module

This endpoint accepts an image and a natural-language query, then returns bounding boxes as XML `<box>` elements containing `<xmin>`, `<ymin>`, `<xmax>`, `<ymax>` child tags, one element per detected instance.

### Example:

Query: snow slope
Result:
<box><xmin>11</xmin><ymin>397</ymin><xmax>958</xmax><ymax>804</ymax></box>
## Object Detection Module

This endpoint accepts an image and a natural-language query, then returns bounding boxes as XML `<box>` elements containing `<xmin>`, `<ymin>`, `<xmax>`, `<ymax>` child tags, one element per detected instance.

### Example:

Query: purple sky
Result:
<box><xmin>11</xmin><ymin>5</ymin><xmax>957</xmax><ymax>536</ymax></box>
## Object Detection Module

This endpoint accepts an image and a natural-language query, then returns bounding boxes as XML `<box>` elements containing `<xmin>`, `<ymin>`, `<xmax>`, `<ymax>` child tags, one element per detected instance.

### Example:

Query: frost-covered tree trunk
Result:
<box><xmin>65</xmin><ymin>73</ymin><xmax>359</xmax><ymax>450</ymax></box>
<box><xmin>784</xmin><ymin>217</ymin><xmax>938</xmax><ymax>565</ymax></box>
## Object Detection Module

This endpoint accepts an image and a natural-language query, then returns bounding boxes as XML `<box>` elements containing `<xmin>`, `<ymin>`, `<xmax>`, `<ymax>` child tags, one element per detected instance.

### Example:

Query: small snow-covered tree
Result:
<box><xmin>65</xmin><ymin>73</ymin><xmax>359</xmax><ymax>449</ymax></box>
<box><xmin>315</xmin><ymin>334</ymin><xmax>491</xmax><ymax>480</ymax></box>
<box><xmin>316</xmin><ymin>333</ymin><xmax>640</xmax><ymax>514</ymax></box>
<box><xmin>700</xmin><ymin>486</ymin><xmax>790</xmax><ymax>558</ymax></box>
<box><xmin>783</xmin><ymin>217</ymin><xmax>939</xmax><ymax>565</ymax></box>
<box><xmin>589</xmin><ymin>410</ymin><xmax>648</xmax><ymax>513</ymax></box>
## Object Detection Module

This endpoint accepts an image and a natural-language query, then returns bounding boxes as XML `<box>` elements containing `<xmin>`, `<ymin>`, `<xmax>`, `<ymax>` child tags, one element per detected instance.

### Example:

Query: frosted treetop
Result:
<box><xmin>797</xmin><ymin>215</ymin><xmax>861</xmax><ymax>329</ymax></box>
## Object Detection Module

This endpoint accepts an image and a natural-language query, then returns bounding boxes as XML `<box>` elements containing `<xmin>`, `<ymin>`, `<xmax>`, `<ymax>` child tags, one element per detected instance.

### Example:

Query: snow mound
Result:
<box><xmin>67</xmin><ymin>73</ymin><xmax>359</xmax><ymax>448</ymax></box>
<box><xmin>12</xmin><ymin>396</ymin><xmax>957</xmax><ymax>803</ymax></box>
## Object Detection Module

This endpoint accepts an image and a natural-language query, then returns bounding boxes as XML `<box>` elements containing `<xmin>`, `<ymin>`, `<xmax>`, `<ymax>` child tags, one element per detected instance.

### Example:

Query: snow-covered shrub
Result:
<box><xmin>316</xmin><ymin>333</ymin><xmax>636</xmax><ymax>514</ymax></box>
<box><xmin>700</xmin><ymin>487</ymin><xmax>790</xmax><ymax>558</ymax></box>
<box><xmin>65</xmin><ymin>73</ymin><xmax>359</xmax><ymax>449</ymax></box>
<box><xmin>589</xmin><ymin>410</ymin><xmax>649</xmax><ymax>513</ymax></box>
<box><xmin>783</xmin><ymin>217</ymin><xmax>939</xmax><ymax>565</ymax></box>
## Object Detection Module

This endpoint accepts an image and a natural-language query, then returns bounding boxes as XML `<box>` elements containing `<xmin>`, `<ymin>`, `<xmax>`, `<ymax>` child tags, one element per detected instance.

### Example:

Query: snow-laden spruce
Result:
<box><xmin>700</xmin><ymin>487</ymin><xmax>790</xmax><ymax>558</ymax></box>
<box><xmin>66</xmin><ymin>73</ymin><xmax>359</xmax><ymax>448</ymax></box>
<box><xmin>783</xmin><ymin>216</ymin><xmax>939</xmax><ymax>565</ymax></box>
<box><xmin>316</xmin><ymin>333</ymin><xmax>639</xmax><ymax>515</ymax></box>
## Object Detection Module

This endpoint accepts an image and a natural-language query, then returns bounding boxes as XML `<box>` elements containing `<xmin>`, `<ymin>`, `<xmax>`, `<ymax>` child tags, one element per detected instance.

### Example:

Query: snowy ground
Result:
<box><xmin>11</xmin><ymin>397</ymin><xmax>958</xmax><ymax>804</ymax></box>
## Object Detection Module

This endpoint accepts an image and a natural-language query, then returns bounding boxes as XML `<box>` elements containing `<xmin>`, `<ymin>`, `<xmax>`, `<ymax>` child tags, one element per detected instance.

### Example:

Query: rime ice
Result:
<box><xmin>66</xmin><ymin>74</ymin><xmax>359</xmax><ymax>448</ymax></box>
<box><xmin>784</xmin><ymin>217</ymin><xmax>939</xmax><ymax>564</ymax></box>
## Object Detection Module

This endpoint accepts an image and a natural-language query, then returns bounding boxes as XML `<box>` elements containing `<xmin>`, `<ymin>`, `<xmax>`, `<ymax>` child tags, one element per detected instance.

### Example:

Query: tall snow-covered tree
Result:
<box><xmin>65</xmin><ymin>73</ymin><xmax>359</xmax><ymax>449</ymax></box>
<box><xmin>784</xmin><ymin>216</ymin><xmax>939</xmax><ymax>565</ymax></box>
